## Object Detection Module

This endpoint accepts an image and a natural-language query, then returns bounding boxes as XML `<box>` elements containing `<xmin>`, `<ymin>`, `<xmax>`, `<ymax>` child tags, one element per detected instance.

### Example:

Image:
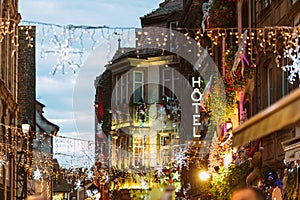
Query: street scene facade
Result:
<box><xmin>0</xmin><ymin>0</ymin><xmax>300</xmax><ymax>199</ymax></box>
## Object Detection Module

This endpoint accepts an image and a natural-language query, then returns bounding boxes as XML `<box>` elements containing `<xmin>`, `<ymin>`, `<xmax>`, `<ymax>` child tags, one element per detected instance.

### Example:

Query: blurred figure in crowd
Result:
<box><xmin>26</xmin><ymin>195</ymin><xmax>46</xmax><ymax>200</ymax></box>
<box><xmin>232</xmin><ymin>187</ymin><xmax>265</xmax><ymax>200</ymax></box>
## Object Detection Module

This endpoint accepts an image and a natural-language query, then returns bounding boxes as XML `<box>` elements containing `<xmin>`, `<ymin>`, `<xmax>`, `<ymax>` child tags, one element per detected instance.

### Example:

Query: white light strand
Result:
<box><xmin>21</xmin><ymin>20</ymin><xmax>136</xmax><ymax>75</ymax></box>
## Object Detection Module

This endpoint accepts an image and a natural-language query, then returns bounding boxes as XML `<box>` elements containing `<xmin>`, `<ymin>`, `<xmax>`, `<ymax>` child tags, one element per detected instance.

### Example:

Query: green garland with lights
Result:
<box><xmin>284</xmin><ymin>169</ymin><xmax>299</xmax><ymax>200</ymax></box>
<box><xmin>210</xmin><ymin>0</ymin><xmax>237</xmax><ymax>28</ymax></box>
<box><xmin>222</xmin><ymin>45</ymin><xmax>254</xmax><ymax>117</ymax></box>
<box><xmin>210</xmin><ymin>161</ymin><xmax>251</xmax><ymax>200</ymax></box>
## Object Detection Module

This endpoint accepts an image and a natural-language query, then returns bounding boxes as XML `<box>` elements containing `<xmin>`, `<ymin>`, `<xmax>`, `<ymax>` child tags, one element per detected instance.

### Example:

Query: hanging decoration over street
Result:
<box><xmin>13</xmin><ymin>19</ymin><xmax>300</xmax><ymax>84</ymax></box>
<box><xmin>21</xmin><ymin>20</ymin><xmax>136</xmax><ymax>75</ymax></box>
<box><xmin>43</xmin><ymin>34</ymin><xmax>83</xmax><ymax>75</ymax></box>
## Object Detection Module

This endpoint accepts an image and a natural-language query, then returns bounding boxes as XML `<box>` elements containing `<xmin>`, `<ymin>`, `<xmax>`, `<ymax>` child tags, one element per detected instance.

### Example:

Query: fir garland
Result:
<box><xmin>210</xmin><ymin>0</ymin><xmax>237</xmax><ymax>28</ymax></box>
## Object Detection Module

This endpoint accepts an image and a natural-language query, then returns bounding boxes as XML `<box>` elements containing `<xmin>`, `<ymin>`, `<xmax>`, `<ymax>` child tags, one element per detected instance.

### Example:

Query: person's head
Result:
<box><xmin>231</xmin><ymin>187</ymin><xmax>265</xmax><ymax>200</ymax></box>
<box><xmin>26</xmin><ymin>195</ymin><xmax>46</xmax><ymax>200</ymax></box>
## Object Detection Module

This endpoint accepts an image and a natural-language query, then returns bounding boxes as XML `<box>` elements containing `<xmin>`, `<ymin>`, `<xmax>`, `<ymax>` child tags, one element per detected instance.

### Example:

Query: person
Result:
<box><xmin>231</xmin><ymin>187</ymin><xmax>265</xmax><ymax>200</ymax></box>
<box><xmin>26</xmin><ymin>195</ymin><xmax>46</xmax><ymax>200</ymax></box>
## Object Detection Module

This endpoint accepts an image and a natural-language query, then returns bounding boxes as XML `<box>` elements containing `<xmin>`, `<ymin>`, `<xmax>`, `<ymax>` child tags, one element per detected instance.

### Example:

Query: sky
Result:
<box><xmin>19</xmin><ymin>0</ymin><xmax>163</xmax><ymax>167</ymax></box>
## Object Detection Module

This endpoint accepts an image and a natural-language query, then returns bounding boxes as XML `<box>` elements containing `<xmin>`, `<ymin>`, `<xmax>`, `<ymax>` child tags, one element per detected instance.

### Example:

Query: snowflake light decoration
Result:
<box><xmin>43</xmin><ymin>35</ymin><xmax>83</xmax><ymax>75</ymax></box>
<box><xmin>33</xmin><ymin>169</ymin><xmax>42</xmax><ymax>180</ymax></box>
<box><xmin>74</xmin><ymin>180</ymin><xmax>82</xmax><ymax>190</ymax></box>
<box><xmin>282</xmin><ymin>38</ymin><xmax>300</xmax><ymax>85</ymax></box>
<box><xmin>86</xmin><ymin>189</ymin><xmax>99</xmax><ymax>199</ymax></box>
<box><xmin>0</xmin><ymin>152</ymin><xmax>7</xmax><ymax>166</ymax></box>
<box><xmin>141</xmin><ymin>180</ymin><xmax>148</xmax><ymax>189</ymax></box>
<box><xmin>172</xmin><ymin>148</ymin><xmax>188</xmax><ymax>169</ymax></box>
<box><xmin>155</xmin><ymin>165</ymin><xmax>164</xmax><ymax>177</ymax></box>
<box><xmin>86</xmin><ymin>190</ymin><xmax>93</xmax><ymax>197</ymax></box>
<box><xmin>86</xmin><ymin>170</ymin><xmax>94</xmax><ymax>181</ymax></box>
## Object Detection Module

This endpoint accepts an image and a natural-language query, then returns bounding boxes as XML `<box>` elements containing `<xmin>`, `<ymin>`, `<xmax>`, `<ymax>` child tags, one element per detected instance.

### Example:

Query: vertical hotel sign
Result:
<box><xmin>191</xmin><ymin>77</ymin><xmax>203</xmax><ymax>138</ymax></box>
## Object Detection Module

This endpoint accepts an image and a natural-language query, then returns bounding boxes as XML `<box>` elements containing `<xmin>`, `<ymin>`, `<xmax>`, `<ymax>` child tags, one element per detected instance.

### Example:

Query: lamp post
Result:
<box><xmin>16</xmin><ymin>121</ymin><xmax>31</xmax><ymax>200</ymax></box>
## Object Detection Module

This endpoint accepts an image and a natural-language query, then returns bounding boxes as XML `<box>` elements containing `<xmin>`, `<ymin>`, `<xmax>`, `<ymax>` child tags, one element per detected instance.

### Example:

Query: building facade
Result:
<box><xmin>32</xmin><ymin>101</ymin><xmax>59</xmax><ymax>200</ymax></box>
<box><xmin>232</xmin><ymin>1</ymin><xmax>300</xmax><ymax>197</ymax></box>
<box><xmin>0</xmin><ymin>1</ymin><xmax>21</xmax><ymax>199</ymax></box>
<box><xmin>234</xmin><ymin>0</ymin><xmax>300</xmax><ymax>167</ymax></box>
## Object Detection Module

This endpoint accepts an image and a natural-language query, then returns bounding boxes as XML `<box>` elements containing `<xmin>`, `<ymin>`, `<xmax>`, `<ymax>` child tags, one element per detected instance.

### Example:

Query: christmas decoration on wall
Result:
<box><xmin>232</xmin><ymin>30</ymin><xmax>249</xmax><ymax>76</ymax></box>
<box><xmin>210</xmin><ymin>160</ymin><xmax>251</xmax><ymax>199</ymax></box>
<box><xmin>209</xmin><ymin>0</ymin><xmax>237</xmax><ymax>28</ymax></box>
<box><xmin>0</xmin><ymin>18</ymin><xmax>19</xmax><ymax>56</ymax></box>
<box><xmin>172</xmin><ymin>147</ymin><xmax>188</xmax><ymax>170</ymax></box>
<box><xmin>282</xmin><ymin>37</ymin><xmax>300</xmax><ymax>85</ymax></box>
<box><xmin>201</xmin><ymin>0</ymin><xmax>213</xmax><ymax>33</ymax></box>
<box><xmin>0</xmin><ymin>18</ymin><xmax>17</xmax><ymax>41</ymax></box>
<box><xmin>136</xmin><ymin>98</ymin><xmax>148</xmax><ymax>127</ymax></box>
<box><xmin>159</xmin><ymin>96</ymin><xmax>181</xmax><ymax>128</ymax></box>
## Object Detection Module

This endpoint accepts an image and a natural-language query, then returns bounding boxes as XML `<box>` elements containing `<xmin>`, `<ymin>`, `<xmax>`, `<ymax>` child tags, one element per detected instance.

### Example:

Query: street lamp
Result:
<box><xmin>17</xmin><ymin>120</ymin><xmax>31</xmax><ymax>200</ymax></box>
<box><xmin>199</xmin><ymin>171</ymin><xmax>210</xmax><ymax>181</ymax></box>
<box><xmin>21</xmin><ymin>123</ymin><xmax>30</xmax><ymax>134</ymax></box>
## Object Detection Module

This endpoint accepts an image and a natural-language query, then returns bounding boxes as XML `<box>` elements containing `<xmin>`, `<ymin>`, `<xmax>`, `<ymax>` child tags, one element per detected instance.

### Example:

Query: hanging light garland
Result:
<box><xmin>0</xmin><ymin>17</ymin><xmax>19</xmax><ymax>57</ymax></box>
<box><xmin>0</xmin><ymin>18</ymin><xmax>298</xmax><ymax>81</ymax></box>
<box><xmin>20</xmin><ymin>20</ymin><xmax>136</xmax><ymax>75</ymax></box>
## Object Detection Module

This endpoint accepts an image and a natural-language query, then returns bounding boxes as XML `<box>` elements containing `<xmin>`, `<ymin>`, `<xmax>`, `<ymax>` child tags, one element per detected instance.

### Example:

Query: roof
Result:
<box><xmin>111</xmin><ymin>47</ymin><xmax>136</xmax><ymax>61</ymax></box>
<box><xmin>95</xmin><ymin>69</ymin><xmax>112</xmax><ymax>87</ymax></box>
<box><xmin>108</xmin><ymin>48</ymin><xmax>171</xmax><ymax>65</ymax></box>
<box><xmin>141</xmin><ymin>0</ymin><xmax>183</xmax><ymax>19</ymax></box>
<box><xmin>35</xmin><ymin>100</ymin><xmax>60</xmax><ymax>135</ymax></box>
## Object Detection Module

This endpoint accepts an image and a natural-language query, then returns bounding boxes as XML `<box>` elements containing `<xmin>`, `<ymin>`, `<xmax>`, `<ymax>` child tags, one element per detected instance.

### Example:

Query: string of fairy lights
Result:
<box><xmin>21</xmin><ymin>20</ymin><xmax>136</xmax><ymax>75</ymax></box>
<box><xmin>17</xmin><ymin>20</ymin><xmax>300</xmax><ymax>84</ymax></box>
<box><xmin>1</xmin><ymin>18</ymin><xmax>299</xmax><ymax>81</ymax></box>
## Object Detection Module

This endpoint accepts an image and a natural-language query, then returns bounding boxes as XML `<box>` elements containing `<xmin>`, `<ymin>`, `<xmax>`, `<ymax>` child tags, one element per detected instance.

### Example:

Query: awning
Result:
<box><xmin>233</xmin><ymin>87</ymin><xmax>300</xmax><ymax>146</ymax></box>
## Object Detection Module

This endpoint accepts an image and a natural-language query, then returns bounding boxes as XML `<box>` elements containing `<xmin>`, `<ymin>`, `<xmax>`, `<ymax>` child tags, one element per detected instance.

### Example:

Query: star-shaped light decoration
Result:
<box><xmin>33</xmin><ymin>169</ymin><xmax>42</xmax><ymax>180</ymax></box>
<box><xmin>0</xmin><ymin>152</ymin><xmax>7</xmax><ymax>166</ymax></box>
<box><xmin>282</xmin><ymin>38</ymin><xmax>300</xmax><ymax>85</ymax></box>
<box><xmin>43</xmin><ymin>35</ymin><xmax>83</xmax><ymax>75</ymax></box>
<box><xmin>172</xmin><ymin>171</ymin><xmax>181</xmax><ymax>181</ymax></box>
<box><xmin>74</xmin><ymin>180</ymin><xmax>82</xmax><ymax>190</ymax></box>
